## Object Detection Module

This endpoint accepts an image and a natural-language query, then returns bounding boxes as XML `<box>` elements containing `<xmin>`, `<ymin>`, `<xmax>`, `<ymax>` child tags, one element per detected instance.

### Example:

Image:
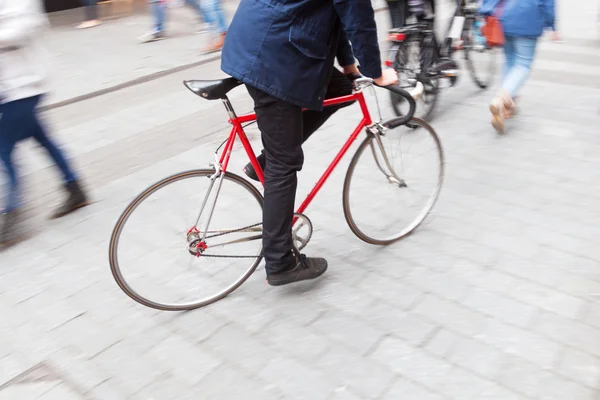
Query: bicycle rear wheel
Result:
<box><xmin>343</xmin><ymin>118</ymin><xmax>444</xmax><ymax>245</ymax></box>
<box><xmin>109</xmin><ymin>170</ymin><xmax>263</xmax><ymax>311</ymax></box>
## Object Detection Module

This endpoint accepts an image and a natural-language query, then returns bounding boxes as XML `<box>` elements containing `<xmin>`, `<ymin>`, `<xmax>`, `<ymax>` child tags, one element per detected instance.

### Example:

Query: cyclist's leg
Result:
<box><xmin>245</xmin><ymin>69</ymin><xmax>353</xmax><ymax>180</ymax></box>
<box><xmin>246</xmin><ymin>85</ymin><xmax>303</xmax><ymax>274</ymax></box>
<box><xmin>302</xmin><ymin>68</ymin><xmax>354</xmax><ymax>140</ymax></box>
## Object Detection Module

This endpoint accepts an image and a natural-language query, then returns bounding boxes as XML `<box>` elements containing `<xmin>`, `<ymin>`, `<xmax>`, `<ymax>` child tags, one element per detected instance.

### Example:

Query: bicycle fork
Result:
<box><xmin>368</xmin><ymin>125</ymin><xmax>408</xmax><ymax>188</ymax></box>
<box><xmin>187</xmin><ymin>153</ymin><xmax>227</xmax><ymax>255</ymax></box>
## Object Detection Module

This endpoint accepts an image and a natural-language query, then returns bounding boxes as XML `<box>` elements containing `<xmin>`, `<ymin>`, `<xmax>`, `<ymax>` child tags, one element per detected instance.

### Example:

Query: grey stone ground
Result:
<box><xmin>2</xmin><ymin>0</ymin><xmax>600</xmax><ymax>399</ymax></box>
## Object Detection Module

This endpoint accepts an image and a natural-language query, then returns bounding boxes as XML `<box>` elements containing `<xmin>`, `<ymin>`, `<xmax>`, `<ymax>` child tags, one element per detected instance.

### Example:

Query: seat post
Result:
<box><xmin>221</xmin><ymin>96</ymin><xmax>238</xmax><ymax>120</ymax></box>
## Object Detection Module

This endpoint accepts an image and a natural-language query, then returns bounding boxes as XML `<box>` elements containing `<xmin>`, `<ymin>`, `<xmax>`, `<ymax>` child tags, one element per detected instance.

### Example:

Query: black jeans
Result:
<box><xmin>246</xmin><ymin>69</ymin><xmax>353</xmax><ymax>274</ymax></box>
<box><xmin>387</xmin><ymin>0</ymin><xmax>409</xmax><ymax>29</ymax></box>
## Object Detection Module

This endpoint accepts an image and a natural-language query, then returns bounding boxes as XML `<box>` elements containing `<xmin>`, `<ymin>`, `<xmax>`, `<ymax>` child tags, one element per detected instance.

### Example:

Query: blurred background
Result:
<box><xmin>1</xmin><ymin>0</ymin><xmax>600</xmax><ymax>399</ymax></box>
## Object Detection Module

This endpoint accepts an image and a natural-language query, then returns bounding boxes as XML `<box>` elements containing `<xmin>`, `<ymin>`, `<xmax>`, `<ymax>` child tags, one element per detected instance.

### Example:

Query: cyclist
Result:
<box><xmin>221</xmin><ymin>0</ymin><xmax>398</xmax><ymax>286</ymax></box>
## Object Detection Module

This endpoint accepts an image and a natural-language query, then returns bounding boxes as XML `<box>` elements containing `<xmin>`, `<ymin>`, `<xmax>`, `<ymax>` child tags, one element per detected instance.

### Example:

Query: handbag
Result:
<box><xmin>481</xmin><ymin>0</ymin><xmax>505</xmax><ymax>46</ymax></box>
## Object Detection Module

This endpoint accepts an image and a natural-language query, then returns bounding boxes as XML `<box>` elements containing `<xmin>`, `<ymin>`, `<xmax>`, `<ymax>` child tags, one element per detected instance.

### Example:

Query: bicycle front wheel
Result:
<box><xmin>463</xmin><ymin>16</ymin><xmax>497</xmax><ymax>89</ymax></box>
<box><xmin>109</xmin><ymin>170</ymin><xmax>264</xmax><ymax>311</ymax></box>
<box><xmin>343</xmin><ymin>118</ymin><xmax>444</xmax><ymax>245</ymax></box>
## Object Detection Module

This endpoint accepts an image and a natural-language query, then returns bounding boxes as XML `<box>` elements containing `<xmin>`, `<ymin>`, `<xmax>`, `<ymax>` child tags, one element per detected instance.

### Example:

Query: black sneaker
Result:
<box><xmin>1</xmin><ymin>209</ymin><xmax>22</xmax><ymax>248</ymax></box>
<box><xmin>50</xmin><ymin>180</ymin><xmax>89</xmax><ymax>220</ymax></box>
<box><xmin>243</xmin><ymin>154</ymin><xmax>266</xmax><ymax>182</ymax></box>
<box><xmin>267</xmin><ymin>255</ymin><xmax>328</xmax><ymax>286</ymax></box>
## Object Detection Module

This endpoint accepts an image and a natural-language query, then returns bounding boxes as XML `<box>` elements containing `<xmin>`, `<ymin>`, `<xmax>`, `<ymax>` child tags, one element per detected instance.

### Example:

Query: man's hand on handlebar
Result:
<box><xmin>374</xmin><ymin>69</ymin><xmax>399</xmax><ymax>87</ymax></box>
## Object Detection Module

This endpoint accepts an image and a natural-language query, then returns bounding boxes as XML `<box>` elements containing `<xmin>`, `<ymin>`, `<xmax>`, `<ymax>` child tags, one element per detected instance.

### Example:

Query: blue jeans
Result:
<box><xmin>150</xmin><ymin>0</ymin><xmax>208</xmax><ymax>32</ymax></box>
<box><xmin>149</xmin><ymin>0</ymin><xmax>226</xmax><ymax>33</ymax></box>
<box><xmin>0</xmin><ymin>96</ymin><xmax>77</xmax><ymax>213</ymax></box>
<box><xmin>501</xmin><ymin>35</ymin><xmax>538</xmax><ymax>98</ymax></box>
<box><xmin>80</xmin><ymin>0</ymin><xmax>98</xmax><ymax>20</ymax></box>
<box><xmin>202</xmin><ymin>0</ymin><xmax>227</xmax><ymax>33</ymax></box>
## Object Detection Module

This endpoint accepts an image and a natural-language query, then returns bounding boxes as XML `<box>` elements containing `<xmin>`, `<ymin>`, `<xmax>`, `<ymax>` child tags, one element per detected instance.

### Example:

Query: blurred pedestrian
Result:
<box><xmin>386</xmin><ymin>0</ymin><xmax>410</xmax><ymax>29</ymax></box>
<box><xmin>481</xmin><ymin>0</ymin><xmax>556</xmax><ymax>133</ymax></box>
<box><xmin>0</xmin><ymin>0</ymin><xmax>89</xmax><ymax>246</ymax></box>
<box><xmin>138</xmin><ymin>0</ymin><xmax>212</xmax><ymax>43</ymax></box>
<box><xmin>77</xmin><ymin>0</ymin><xmax>102</xmax><ymax>29</ymax></box>
<box><xmin>201</xmin><ymin>0</ymin><xmax>228</xmax><ymax>53</ymax></box>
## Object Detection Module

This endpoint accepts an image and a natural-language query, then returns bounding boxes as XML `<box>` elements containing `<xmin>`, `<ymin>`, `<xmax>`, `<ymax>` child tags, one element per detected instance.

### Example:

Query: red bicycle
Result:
<box><xmin>109</xmin><ymin>75</ymin><xmax>444</xmax><ymax>311</ymax></box>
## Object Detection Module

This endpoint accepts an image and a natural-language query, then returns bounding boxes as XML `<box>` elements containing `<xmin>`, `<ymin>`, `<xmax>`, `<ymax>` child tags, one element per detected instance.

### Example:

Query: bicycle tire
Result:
<box><xmin>109</xmin><ymin>169</ymin><xmax>264</xmax><ymax>311</ymax></box>
<box><xmin>343</xmin><ymin>118</ymin><xmax>444</xmax><ymax>245</ymax></box>
<box><xmin>390</xmin><ymin>33</ymin><xmax>440</xmax><ymax>123</ymax></box>
<box><xmin>462</xmin><ymin>16</ymin><xmax>496</xmax><ymax>89</ymax></box>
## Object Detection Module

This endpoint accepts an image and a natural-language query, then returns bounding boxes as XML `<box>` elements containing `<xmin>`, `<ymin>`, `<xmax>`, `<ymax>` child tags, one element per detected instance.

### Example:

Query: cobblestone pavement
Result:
<box><xmin>2</xmin><ymin>1</ymin><xmax>600</xmax><ymax>399</ymax></box>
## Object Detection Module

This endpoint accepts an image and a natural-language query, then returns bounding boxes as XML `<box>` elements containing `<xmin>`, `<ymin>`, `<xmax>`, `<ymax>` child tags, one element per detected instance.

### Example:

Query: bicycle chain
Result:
<box><xmin>198</xmin><ymin>222</ymin><xmax>263</xmax><ymax>259</ymax></box>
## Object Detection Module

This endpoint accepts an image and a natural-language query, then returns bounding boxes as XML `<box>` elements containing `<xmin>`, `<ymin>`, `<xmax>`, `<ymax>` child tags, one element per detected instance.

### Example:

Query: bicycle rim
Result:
<box><xmin>343</xmin><ymin>118</ymin><xmax>444</xmax><ymax>245</ymax></box>
<box><xmin>109</xmin><ymin>170</ymin><xmax>264</xmax><ymax>311</ymax></box>
<box><xmin>390</xmin><ymin>35</ymin><xmax>439</xmax><ymax>122</ymax></box>
<box><xmin>463</xmin><ymin>18</ymin><xmax>497</xmax><ymax>89</ymax></box>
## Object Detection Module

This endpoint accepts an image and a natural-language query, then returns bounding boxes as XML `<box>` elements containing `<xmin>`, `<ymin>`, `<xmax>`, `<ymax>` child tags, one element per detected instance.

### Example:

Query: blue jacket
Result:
<box><xmin>480</xmin><ymin>0</ymin><xmax>555</xmax><ymax>38</ymax></box>
<box><xmin>221</xmin><ymin>0</ymin><xmax>382</xmax><ymax>110</ymax></box>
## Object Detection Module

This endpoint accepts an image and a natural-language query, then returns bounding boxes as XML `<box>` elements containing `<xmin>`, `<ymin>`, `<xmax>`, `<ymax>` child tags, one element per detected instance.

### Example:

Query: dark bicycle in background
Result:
<box><xmin>387</xmin><ymin>0</ymin><xmax>497</xmax><ymax>122</ymax></box>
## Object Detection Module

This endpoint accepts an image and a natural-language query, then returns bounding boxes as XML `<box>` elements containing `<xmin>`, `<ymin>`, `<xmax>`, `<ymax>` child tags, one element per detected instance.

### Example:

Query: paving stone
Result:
<box><xmin>316</xmin><ymin>346</ymin><xmax>395</xmax><ymax>399</ymax></box>
<box><xmin>478</xmin><ymin>318</ymin><xmax>562</xmax><ymax>369</ymax></box>
<box><xmin>371</xmin><ymin>336</ymin><xmax>452</xmax><ymax>392</ymax></box>
<box><xmin>2</xmin><ymin>4</ymin><xmax>600</xmax><ymax>399</ymax></box>
<box><xmin>447</xmin><ymin>336</ymin><xmax>505</xmax><ymax>380</ymax></box>
<box><xmin>258</xmin><ymin>357</ymin><xmax>337</xmax><ymax>400</ymax></box>
<box><xmin>461</xmin><ymin>287</ymin><xmax>537</xmax><ymax>328</ymax></box>
<box><xmin>381</xmin><ymin>379</ymin><xmax>444</xmax><ymax>400</ymax></box>
<box><xmin>557</xmin><ymin>348</ymin><xmax>600</xmax><ymax>389</ymax></box>
<box><xmin>311</xmin><ymin>311</ymin><xmax>385</xmax><ymax>356</ymax></box>
<box><xmin>530</xmin><ymin>311</ymin><xmax>600</xmax><ymax>358</ymax></box>
<box><xmin>413</xmin><ymin>294</ymin><xmax>488</xmax><ymax>337</ymax></box>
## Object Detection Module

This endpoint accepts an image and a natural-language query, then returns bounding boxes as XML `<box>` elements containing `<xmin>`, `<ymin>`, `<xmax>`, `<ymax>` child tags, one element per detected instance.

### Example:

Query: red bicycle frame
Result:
<box><xmin>218</xmin><ymin>91</ymin><xmax>372</xmax><ymax>217</ymax></box>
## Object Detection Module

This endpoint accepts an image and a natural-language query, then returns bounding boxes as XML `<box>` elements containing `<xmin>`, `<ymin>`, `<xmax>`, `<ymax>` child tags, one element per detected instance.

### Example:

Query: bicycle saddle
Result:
<box><xmin>184</xmin><ymin>78</ymin><xmax>243</xmax><ymax>100</ymax></box>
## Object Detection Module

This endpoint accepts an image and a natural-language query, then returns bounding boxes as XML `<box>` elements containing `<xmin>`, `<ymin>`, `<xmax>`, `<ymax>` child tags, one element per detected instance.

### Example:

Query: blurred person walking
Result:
<box><xmin>387</xmin><ymin>0</ymin><xmax>410</xmax><ymax>29</ymax></box>
<box><xmin>481</xmin><ymin>0</ymin><xmax>556</xmax><ymax>133</ymax></box>
<box><xmin>77</xmin><ymin>0</ymin><xmax>102</xmax><ymax>29</ymax></box>
<box><xmin>139</xmin><ymin>0</ymin><xmax>227</xmax><ymax>47</ymax></box>
<box><xmin>201</xmin><ymin>0</ymin><xmax>228</xmax><ymax>53</ymax></box>
<box><xmin>0</xmin><ymin>0</ymin><xmax>89</xmax><ymax>246</ymax></box>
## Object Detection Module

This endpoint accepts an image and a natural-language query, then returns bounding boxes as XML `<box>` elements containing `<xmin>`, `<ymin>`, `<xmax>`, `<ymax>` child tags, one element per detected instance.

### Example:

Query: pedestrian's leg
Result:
<box><xmin>500</xmin><ymin>36</ymin><xmax>538</xmax><ymax>98</ymax></box>
<box><xmin>201</xmin><ymin>0</ymin><xmax>227</xmax><ymax>52</ymax></box>
<box><xmin>184</xmin><ymin>0</ymin><xmax>209</xmax><ymax>24</ymax></box>
<box><xmin>490</xmin><ymin>36</ymin><xmax>536</xmax><ymax>132</ymax></box>
<box><xmin>29</xmin><ymin>105</ymin><xmax>78</xmax><ymax>184</ymax></box>
<box><xmin>139</xmin><ymin>0</ymin><xmax>167</xmax><ymax>42</ymax></box>
<box><xmin>77</xmin><ymin>0</ymin><xmax>101</xmax><ymax>28</ymax></box>
<box><xmin>0</xmin><ymin>106</ymin><xmax>21</xmax><ymax>213</ymax></box>
<box><xmin>0</xmin><ymin>99</ymin><xmax>36</xmax><ymax>244</ymax></box>
<box><xmin>502</xmin><ymin>36</ymin><xmax>517</xmax><ymax>83</ymax></box>
<box><xmin>154</xmin><ymin>0</ymin><xmax>166</xmax><ymax>33</ymax></box>
<box><xmin>387</xmin><ymin>1</ymin><xmax>400</xmax><ymax>29</ymax></box>
<box><xmin>28</xmin><ymin>97</ymin><xmax>88</xmax><ymax>218</ymax></box>
<box><xmin>82</xmin><ymin>0</ymin><xmax>98</xmax><ymax>20</ymax></box>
